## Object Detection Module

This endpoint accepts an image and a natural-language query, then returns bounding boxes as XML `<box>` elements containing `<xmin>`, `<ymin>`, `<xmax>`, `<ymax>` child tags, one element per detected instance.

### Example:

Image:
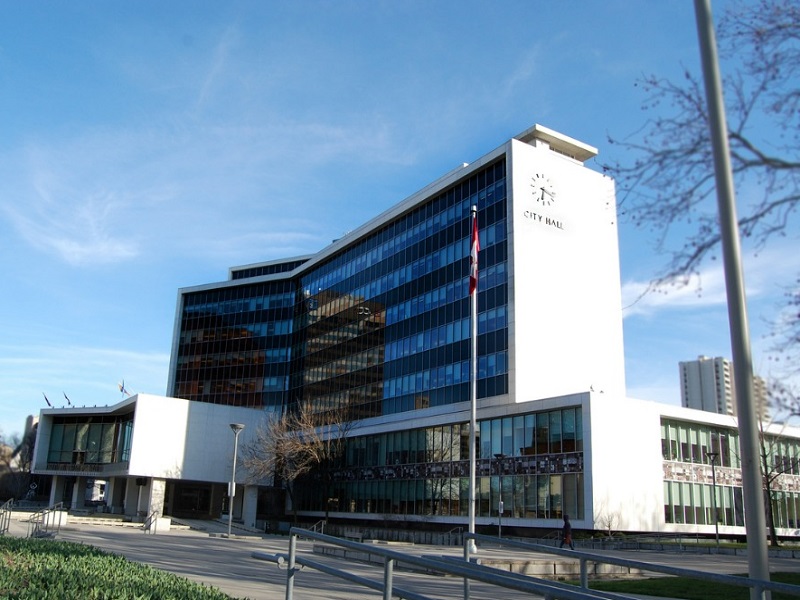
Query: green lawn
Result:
<box><xmin>0</xmin><ymin>536</ymin><xmax>238</xmax><ymax>599</ymax></box>
<box><xmin>587</xmin><ymin>572</ymin><xmax>800</xmax><ymax>600</ymax></box>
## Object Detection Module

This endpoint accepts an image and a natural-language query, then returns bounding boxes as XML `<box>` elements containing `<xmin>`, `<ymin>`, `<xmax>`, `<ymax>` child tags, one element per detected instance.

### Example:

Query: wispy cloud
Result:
<box><xmin>0</xmin><ymin>342</ymin><xmax>169</xmax><ymax>434</ymax></box>
<box><xmin>193</xmin><ymin>26</ymin><xmax>239</xmax><ymax>115</ymax></box>
<box><xmin>622</xmin><ymin>243</ymin><xmax>800</xmax><ymax>319</ymax></box>
<box><xmin>622</xmin><ymin>268</ymin><xmax>729</xmax><ymax>317</ymax></box>
<box><xmin>4</xmin><ymin>184</ymin><xmax>139</xmax><ymax>266</ymax></box>
<box><xmin>0</xmin><ymin>114</ymin><xmax>414</xmax><ymax>268</ymax></box>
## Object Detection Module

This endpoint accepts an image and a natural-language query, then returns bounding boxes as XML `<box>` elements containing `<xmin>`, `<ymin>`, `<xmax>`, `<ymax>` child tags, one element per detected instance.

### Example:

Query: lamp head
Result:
<box><xmin>230</xmin><ymin>423</ymin><xmax>245</xmax><ymax>433</ymax></box>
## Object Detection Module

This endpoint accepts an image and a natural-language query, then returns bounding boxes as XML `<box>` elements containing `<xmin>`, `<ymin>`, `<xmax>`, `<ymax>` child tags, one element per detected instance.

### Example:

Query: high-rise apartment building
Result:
<box><xmin>679</xmin><ymin>356</ymin><xmax>736</xmax><ymax>416</ymax></box>
<box><xmin>679</xmin><ymin>355</ymin><xmax>770</xmax><ymax>421</ymax></box>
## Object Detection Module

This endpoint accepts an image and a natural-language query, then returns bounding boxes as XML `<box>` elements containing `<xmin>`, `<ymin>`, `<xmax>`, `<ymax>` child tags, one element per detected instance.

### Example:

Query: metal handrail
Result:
<box><xmin>253</xmin><ymin>527</ymin><xmax>634</xmax><ymax>600</ymax></box>
<box><xmin>0</xmin><ymin>498</ymin><xmax>13</xmax><ymax>535</ymax></box>
<box><xmin>465</xmin><ymin>532</ymin><xmax>800</xmax><ymax>599</ymax></box>
<box><xmin>447</xmin><ymin>526</ymin><xmax>464</xmax><ymax>546</ymax></box>
<box><xmin>28</xmin><ymin>501</ymin><xmax>64</xmax><ymax>538</ymax></box>
<box><xmin>142</xmin><ymin>510</ymin><xmax>159</xmax><ymax>534</ymax></box>
<box><xmin>303</xmin><ymin>519</ymin><xmax>326</xmax><ymax>534</ymax></box>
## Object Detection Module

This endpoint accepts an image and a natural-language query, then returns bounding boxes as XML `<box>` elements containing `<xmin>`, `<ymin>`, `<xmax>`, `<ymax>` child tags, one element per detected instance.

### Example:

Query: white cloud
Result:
<box><xmin>621</xmin><ymin>267</ymin><xmax>729</xmax><ymax>318</ymax></box>
<box><xmin>622</xmin><ymin>243</ymin><xmax>800</xmax><ymax>319</ymax></box>
<box><xmin>0</xmin><ymin>113</ymin><xmax>415</xmax><ymax>268</ymax></box>
<box><xmin>0</xmin><ymin>342</ymin><xmax>169</xmax><ymax>435</ymax></box>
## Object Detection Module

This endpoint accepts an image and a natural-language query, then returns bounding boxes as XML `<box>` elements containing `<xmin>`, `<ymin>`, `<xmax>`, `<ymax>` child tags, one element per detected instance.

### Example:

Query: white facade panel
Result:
<box><xmin>125</xmin><ymin>395</ymin><xmax>263</xmax><ymax>483</ymax></box>
<box><xmin>585</xmin><ymin>395</ymin><xmax>665</xmax><ymax>533</ymax></box>
<box><xmin>507</xmin><ymin>139</ymin><xmax>625</xmax><ymax>403</ymax></box>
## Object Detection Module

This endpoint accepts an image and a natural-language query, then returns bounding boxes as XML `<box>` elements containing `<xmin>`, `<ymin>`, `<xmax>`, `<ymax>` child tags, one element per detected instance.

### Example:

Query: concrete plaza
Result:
<box><xmin>5</xmin><ymin>512</ymin><xmax>800</xmax><ymax>599</ymax></box>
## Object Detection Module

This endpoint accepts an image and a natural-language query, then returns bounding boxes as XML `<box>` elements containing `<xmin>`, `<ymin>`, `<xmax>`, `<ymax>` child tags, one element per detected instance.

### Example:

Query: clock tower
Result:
<box><xmin>506</xmin><ymin>124</ymin><xmax>626</xmax><ymax>402</ymax></box>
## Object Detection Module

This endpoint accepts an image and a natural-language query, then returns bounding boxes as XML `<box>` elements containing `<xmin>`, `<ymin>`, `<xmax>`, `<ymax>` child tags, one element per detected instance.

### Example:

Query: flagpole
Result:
<box><xmin>467</xmin><ymin>204</ymin><xmax>479</xmax><ymax>555</ymax></box>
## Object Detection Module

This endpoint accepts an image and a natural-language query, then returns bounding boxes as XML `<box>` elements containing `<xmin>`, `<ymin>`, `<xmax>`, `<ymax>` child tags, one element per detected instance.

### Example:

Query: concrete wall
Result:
<box><xmin>507</xmin><ymin>139</ymin><xmax>626</xmax><ymax>405</ymax></box>
<box><xmin>585</xmin><ymin>395</ymin><xmax>665</xmax><ymax>533</ymax></box>
<box><xmin>127</xmin><ymin>394</ymin><xmax>262</xmax><ymax>484</ymax></box>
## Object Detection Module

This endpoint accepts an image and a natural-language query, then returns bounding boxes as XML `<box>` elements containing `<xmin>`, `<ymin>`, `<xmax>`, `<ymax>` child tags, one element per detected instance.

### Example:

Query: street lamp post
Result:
<box><xmin>706</xmin><ymin>450</ymin><xmax>720</xmax><ymax>546</ymax></box>
<box><xmin>227</xmin><ymin>423</ymin><xmax>245</xmax><ymax>539</ymax></box>
<box><xmin>494</xmin><ymin>453</ymin><xmax>506</xmax><ymax>538</ymax></box>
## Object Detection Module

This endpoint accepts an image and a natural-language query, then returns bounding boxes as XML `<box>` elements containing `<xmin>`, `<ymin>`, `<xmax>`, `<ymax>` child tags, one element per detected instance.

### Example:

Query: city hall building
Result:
<box><xmin>32</xmin><ymin>124</ymin><xmax>800</xmax><ymax>538</ymax></box>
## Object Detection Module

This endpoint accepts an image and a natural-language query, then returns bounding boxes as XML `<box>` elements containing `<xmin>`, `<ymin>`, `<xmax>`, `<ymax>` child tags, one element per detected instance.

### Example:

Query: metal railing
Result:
<box><xmin>252</xmin><ymin>527</ymin><xmax>636</xmax><ymax>600</ymax></box>
<box><xmin>0</xmin><ymin>499</ymin><xmax>12</xmax><ymax>535</ymax></box>
<box><xmin>464</xmin><ymin>532</ymin><xmax>800</xmax><ymax>600</ymax></box>
<box><xmin>446</xmin><ymin>526</ymin><xmax>464</xmax><ymax>546</ymax></box>
<box><xmin>304</xmin><ymin>519</ymin><xmax>326</xmax><ymax>534</ymax></box>
<box><xmin>142</xmin><ymin>510</ymin><xmax>159</xmax><ymax>534</ymax></box>
<box><xmin>28</xmin><ymin>502</ymin><xmax>64</xmax><ymax>538</ymax></box>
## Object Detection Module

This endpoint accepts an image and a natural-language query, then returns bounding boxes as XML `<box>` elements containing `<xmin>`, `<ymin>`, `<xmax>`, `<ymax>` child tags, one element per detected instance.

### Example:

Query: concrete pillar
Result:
<box><xmin>49</xmin><ymin>475</ymin><xmax>65</xmax><ymax>507</ymax></box>
<box><xmin>71</xmin><ymin>476</ymin><xmax>86</xmax><ymax>509</ymax></box>
<box><xmin>242</xmin><ymin>485</ymin><xmax>258</xmax><ymax>529</ymax></box>
<box><xmin>104</xmin><ymin>478</ymin><xmax>121</xmax><ymax>513</ymax></box>
<box><xmin>136</xmin><ymin>480</ymin><xmax>149</xmax><ymax>516</ymax></box>
<box><xmin>148</xmin><ymin>478</ymin><xmax>166</xmax><ymax>516</ymax></box>
<box><xmin>124</xmin><ymin>478</ymin><xmax>141</xmax><ymax>517</ymax></box>
<box><xmin>211</xmin><ymin>483</ymin><xmax>225</xmax><ymax>518</ymax></box>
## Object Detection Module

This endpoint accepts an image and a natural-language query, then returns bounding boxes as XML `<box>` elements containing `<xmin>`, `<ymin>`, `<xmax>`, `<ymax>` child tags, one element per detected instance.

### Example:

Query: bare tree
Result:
<box><xmin>240</xmin><ymin>401</ymin><xmax>356</xmax><ymax>523</ymax></box>
<box><xmin>593</xmin><ymin>502</ymin><xmax>620</xmax><ymax>538</ymax></box>
<box><xmin>771</xmin><ymin>378</ymin><xmax>800</xmax><ymax>417</ymax></box>
<box><xmin>0</xmin><ymin>427</ymin><xmax>35</xmax><ymax>500</ymax></box>
<box><xmin>757</xmin><ymin>415</ymin><xmax>800</xmax><ymax>546</ymax></box>
<box><xmin>604</xmin><ymin>0</ymin><xmax>800</xmax><ymax>362</ymax></box>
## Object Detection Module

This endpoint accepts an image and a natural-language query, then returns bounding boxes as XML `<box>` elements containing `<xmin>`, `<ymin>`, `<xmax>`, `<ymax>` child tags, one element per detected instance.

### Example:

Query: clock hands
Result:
<box><xmin>531</xmin><ymin>175</ymin><xmax>556</xmax><ymax>204</ymax></box>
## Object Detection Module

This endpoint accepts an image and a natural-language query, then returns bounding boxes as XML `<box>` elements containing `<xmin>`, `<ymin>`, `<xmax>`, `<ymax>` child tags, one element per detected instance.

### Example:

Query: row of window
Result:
<box><xmin>183</xmin><ymin>284</ymin><xmax>295</xmax><ymax>314</ymax></box>
<box><xmin>298</xmin><ymin>163</ymin><xmax>505</xmax><ymax>298</ymax></box>
<box><xmin>47</xmin><ymin>417</ymin><xmax>133</xmax><ymax>466</ymax></box>
<box><xmin>385</xmin><ymin>308</ymin><xmax>506</xmax><ymax>363</ymax></box>
<box><xmin>335</xmin><ymin>408</ymin><xmax>582</xmax><ymax>474</ymax></box>
<box><xmin>295</xmin><ymin>472</ymin><xmax>582</xmax><ymax>520</ymax></box>
<box><xmin>383</xmin><ymin>351</ymin><xmax>508</xmax><ymax>399</ymax></box>
<box><xmin>299</xmin><ymin>226</ymin><xmax>502</xmax><ymax>338</ymax></box>
<box><xmin>663</xmin><ymin>417</ymin><xmax>800</xmax><ymax>476</ymax></box>
<box><xmin>231</xmin><ymin>258</ymin><xmax>309</xmax><ymax>280</ymax></box>
<box><xmin>384</xmin><ymin>262</ymin><xmax>506</xmax><ymax>327</ymax></box>
<box><xmin>664</xmin><ymin>481</ymin><xmax>744</xmax><ymax>526</ymax></box>
<box><xmin>176</xmin><ymin>347</ymin><xmax>292</xmax><ymax>370</ymax></box>
<box><xmin>661</xmin><ymin>419</ymin><xmax>739</xmax><ymax>468</ymax></box>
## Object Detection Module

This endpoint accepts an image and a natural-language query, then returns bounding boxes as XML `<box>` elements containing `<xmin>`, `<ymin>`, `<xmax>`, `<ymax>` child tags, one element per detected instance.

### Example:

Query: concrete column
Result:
<box><xmin>104</xmin><ymin>478</ymin><xmax>121</xmax><ymax>513</ymax></box>
<box><xmin>49</xmin><ymin>475</ymin><xmax>65</xmax><ymax>507</ymax></box>
<box><xmin>136</xmin><ymin>480</ymin><xmax>149</xmax><ymax>516</ymax></box>
<box><xmin>148</xmin><ymin>478</ymin><xmax>166</xmax><ymax>516</ymax></box>
<box><xmin>71</xmin><ymin>476</ymin><xmax>86</xmax><ymax>509</ymax></box>
<box><xmin>124</xmin><ymin>478</ymin><xmax>140</xmax><ymax>517</ymax></box>
<box><xmin>242</xmin><ymin>485</ymin><xmax>258</xmax><ymax>529</ymax></box>
<box><xmin>211</xmin><ymin>483</ymin><xmax>225</xmax><ymax>518</ymax></box>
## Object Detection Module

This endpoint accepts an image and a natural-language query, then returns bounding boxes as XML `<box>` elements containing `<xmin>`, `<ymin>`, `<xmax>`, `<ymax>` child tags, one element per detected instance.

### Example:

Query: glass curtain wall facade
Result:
<box><xmin>291</xmin><ymin>158</ymin><xmax>508</xmax><ymax>422</ymax></box>
<box><xmin>171</xmin><ymin>159</ymin><xmax>509</xmax><ymax>422</ymax></box>
<box><xmin>662</xmin><ymin>418</ymin><xmax>800</xmax><ymax>529</ymax></box>
<box><xmin>46</xmin><ymin>414</ymin><xmax>133</xmax><ymax>470</ymax></box>
<box><xmin>173</xmin><ymin>280</ymin><xmax>295</xmax><ymax>410</ymax></box>
<box><xmin>293</xmin><ymin>406</ymin><xmax>583</xmax><ymax>520</ymax></box>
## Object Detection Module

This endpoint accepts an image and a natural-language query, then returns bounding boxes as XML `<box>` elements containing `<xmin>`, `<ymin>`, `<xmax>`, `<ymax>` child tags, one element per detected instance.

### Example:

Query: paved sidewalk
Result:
<box><xmin>4</xmin><ymin>512</ymin><xmax>798</xmax><ymax>599</ymax></box>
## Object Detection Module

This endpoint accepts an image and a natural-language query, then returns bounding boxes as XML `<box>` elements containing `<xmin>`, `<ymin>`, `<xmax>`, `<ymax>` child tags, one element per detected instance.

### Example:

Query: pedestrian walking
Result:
<box><xmin>560</xmin><ymin>514</ymin><xmax>574</xmax><ymax>549</ymax></box>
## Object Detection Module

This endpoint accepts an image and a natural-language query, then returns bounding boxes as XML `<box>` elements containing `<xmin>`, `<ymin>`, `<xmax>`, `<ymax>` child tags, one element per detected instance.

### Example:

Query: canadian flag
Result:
<box><xmin>469</xmin><ymin>210</ymin><xmax>479</xmax><ymax>295</ymax></box>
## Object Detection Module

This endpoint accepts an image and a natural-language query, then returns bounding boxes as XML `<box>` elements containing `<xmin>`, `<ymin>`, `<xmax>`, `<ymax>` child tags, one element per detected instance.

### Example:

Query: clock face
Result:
<box><xmin>531</xmin><ymin>173</ymin><xmax>556</xmax><ymax>206</ymax></box>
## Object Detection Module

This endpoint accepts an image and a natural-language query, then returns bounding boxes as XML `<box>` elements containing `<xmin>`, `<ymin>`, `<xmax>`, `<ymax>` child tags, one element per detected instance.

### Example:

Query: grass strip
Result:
<box><xmin>587</xmin><ymin>572</ymin><xmax>800</xmax><ymax>600</ymax></box>
<box><xmin>0</xmin><ymin>536</ymin><xmax>238</xmax><ymax>599</ymax></box>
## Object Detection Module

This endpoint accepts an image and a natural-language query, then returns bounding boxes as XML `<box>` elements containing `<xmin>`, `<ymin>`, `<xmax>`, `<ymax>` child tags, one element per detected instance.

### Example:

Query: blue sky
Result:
<box><xmin>1</xmin><ymin>0</ymin><xmax>794</xmax><ymax>437</ymax></box>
